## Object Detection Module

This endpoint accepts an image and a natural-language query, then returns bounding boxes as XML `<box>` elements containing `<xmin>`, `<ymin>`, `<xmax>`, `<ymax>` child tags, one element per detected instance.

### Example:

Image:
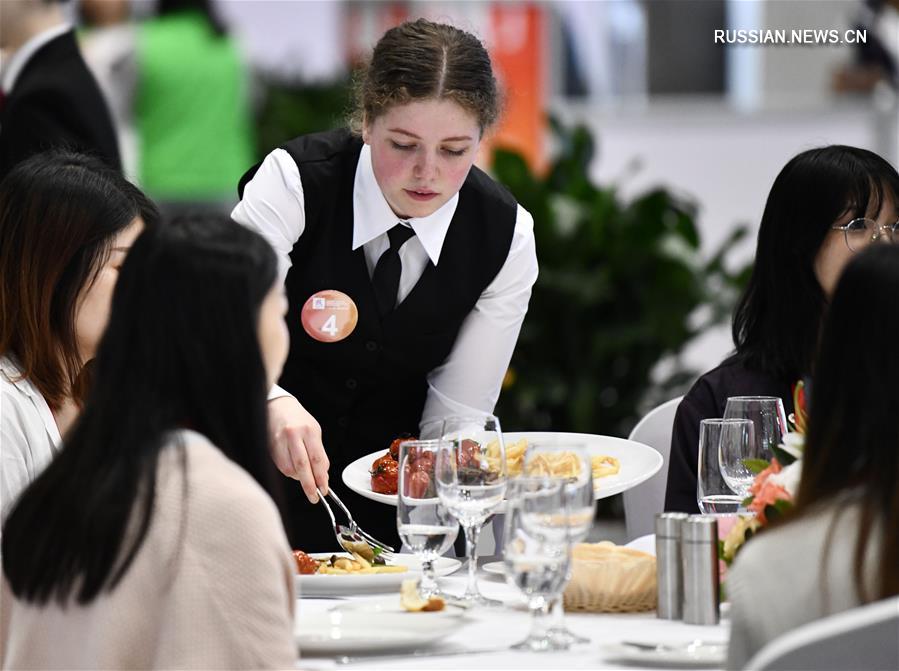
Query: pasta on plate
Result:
<box><xmin>486</xmin><ymin>438</ymin><xmax>621</xmax><ymax>480</ymax></box>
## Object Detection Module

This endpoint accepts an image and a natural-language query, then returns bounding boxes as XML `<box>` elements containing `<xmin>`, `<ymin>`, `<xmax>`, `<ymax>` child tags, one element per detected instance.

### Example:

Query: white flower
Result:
<box><xmin>779</xmin><ymin>432</ymin><xmax>805</xmax><ymax>460</ymax></box>
<box><xmin>768</xmin><ymin>459</ymin><xmax>802</xmax><ymax>498</ymax></box>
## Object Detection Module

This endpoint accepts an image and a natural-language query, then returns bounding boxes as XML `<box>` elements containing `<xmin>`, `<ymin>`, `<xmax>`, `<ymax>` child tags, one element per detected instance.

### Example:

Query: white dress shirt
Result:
<box><xmin>0</xmin><ymin>356</ymin><xmax>62</xmax><ymax>525</ymax></box>
<box><xmin>233</xmin><ymin>143</ymin><xmax>538</xmax><ymax>427</ymax></box>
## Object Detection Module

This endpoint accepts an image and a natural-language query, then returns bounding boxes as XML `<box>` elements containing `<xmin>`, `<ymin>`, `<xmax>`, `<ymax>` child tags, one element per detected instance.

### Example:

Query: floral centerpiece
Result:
<box><xmin>719</xmin><ymin>381</ymin><xmax>808</xmax><ymax>566</ymax></box>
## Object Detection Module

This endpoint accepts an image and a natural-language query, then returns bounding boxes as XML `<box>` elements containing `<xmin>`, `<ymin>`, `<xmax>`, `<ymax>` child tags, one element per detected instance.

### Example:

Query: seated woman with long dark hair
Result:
<box><xmin>726</xmin><ymin>243</ymin><xmax>899</xmax><ymax>668</ymax></box>
<box><xmin>0</xmin><ymin>151</ymin><xmax>157</xmax><ymax>523</ymax></box>
<box><xmin>1</xmin><ymin>216</ymin><xmax>296</xmax><ymax>668</ymax></box>
<box><xmin>665</xmin><ymin>145</ymin><xmax>899</xmax><ymax>512</ymax></box>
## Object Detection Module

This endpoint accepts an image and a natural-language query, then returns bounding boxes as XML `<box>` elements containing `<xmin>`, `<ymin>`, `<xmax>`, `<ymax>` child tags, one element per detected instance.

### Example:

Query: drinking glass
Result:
<box><xmin>434</xmin><ymin>414</ymin><xmax>507</xmax><ymax>606</ymax></box>
<box><xmin>522</xmin><ymin>442</ymin><xmax>594</xmax><ymax>646</ymax></box>
<box><xmin>717</xmin><ymin>419</ymin><xmax>759</xmax><ymax>498</ymax></box>
<box><xmin>724</xmin><ymin>396</ymin><xmax>788</xmax><ymax>462</ymax></box>
<box><xmin>503</xmin><ymin>477</ymin><xmax>571</xmax><ymax>651</ymax></box>
<box><xmin>696</xmin><ymin>418</ymin><xmax>753</xmax><ymax>513</ymax></box>
<box><xmin>397</xmin><ymin>439</ymin><xmax>458</xmax><ymax>599</ymax></box>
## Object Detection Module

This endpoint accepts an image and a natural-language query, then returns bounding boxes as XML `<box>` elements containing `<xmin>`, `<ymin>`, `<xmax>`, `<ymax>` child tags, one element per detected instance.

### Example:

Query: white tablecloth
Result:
<box><xmin>294</xmin><ymin>569</ymin><xmax>729</xmax><ymax>670</ymax></box>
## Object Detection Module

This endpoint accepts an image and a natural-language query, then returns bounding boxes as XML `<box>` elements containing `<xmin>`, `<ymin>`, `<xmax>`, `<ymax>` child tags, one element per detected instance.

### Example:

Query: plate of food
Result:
<box><xmin>341</xmin><ymin>432</ymin><xmax>664</xmax><ymax>506</ymax></box>
<box><xmin>295</xmin><ymin>596</ymin><xmax>470</xmax><ymax>654</ymax></box>
<box><xmin>293</xmin><ymin>549</ymin><xmax>462</xmax><ymax>596</ymax></box>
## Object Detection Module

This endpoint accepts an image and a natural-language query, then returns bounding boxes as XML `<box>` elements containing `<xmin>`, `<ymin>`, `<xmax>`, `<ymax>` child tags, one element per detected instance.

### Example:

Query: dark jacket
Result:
<box><xmin>0</xmin><ymin>30</ymin><xmax>121</xmax><ymax>180</ymax></box>
<box><xmin>664</xmin><ymin>356</ymin><xmax>795</xmax><ymax>513</ymax></box>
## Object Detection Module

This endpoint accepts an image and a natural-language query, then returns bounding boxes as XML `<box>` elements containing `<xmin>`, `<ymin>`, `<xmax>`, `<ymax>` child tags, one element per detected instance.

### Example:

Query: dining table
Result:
<box><xmin>293</xmin><ymin>562</ymin><xmax>730</xmax><ymax>670</ymax></box>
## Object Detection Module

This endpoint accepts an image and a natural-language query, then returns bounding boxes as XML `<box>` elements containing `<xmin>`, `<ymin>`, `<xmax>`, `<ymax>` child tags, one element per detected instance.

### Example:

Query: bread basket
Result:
<box><xmin>563</xmin><ymin>541</ymin><xmax>657</xmax><ymax>613</ymax></box>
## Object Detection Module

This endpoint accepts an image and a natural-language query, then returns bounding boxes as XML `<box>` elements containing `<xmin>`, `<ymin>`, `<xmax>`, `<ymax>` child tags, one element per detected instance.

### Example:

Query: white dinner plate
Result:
<box><xmin>481</xmin><ymin>560</ymin><xmax>506</xmax><ymax>577</ymax></box>
<box><xmin>600</xmin><ymin>640</ymin><xmax>727</xmax><ymax>667</ymax></box>
<box><xmin>625</xmin><ymin>533</ymin><xmax>657</xmax><ymax>556</ymax></box>
<box><xmin>295</xmin><ymin>598</ymin><xmax>470</xmax><ymax>655</ymax></box>
<box><xmin>342</xmin><ymin>432</ymin><xmax>663</xmax><ymax>506</ymax></box>
<box><xmin>296</xmin><ymin>553</ymin><xmax>461</xmax><ymax>597</ymax></box>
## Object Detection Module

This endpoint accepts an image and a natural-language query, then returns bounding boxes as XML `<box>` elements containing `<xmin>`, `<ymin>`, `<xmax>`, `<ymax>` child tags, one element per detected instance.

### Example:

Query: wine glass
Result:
<box><xmin>503</xmin><ymin>477</ymin><xmax>572</xmax><ymax>651</ymax></box>
<box><xmin>396</xmin><ymin>439</ymin><xmax>459</xmax><ymax>599</ymax></box>
<box><xmin>724</xmin><ymin>396</ymin><xmax>788</xmax><ymax>462</ymax></box>
<box><xmin>522</xmin><ymin>442</ymin><xmax>594</xmax><ymax>647</ymax></box>
<box><xmin>434</xmin><ymin>414</ymin><xmax>507</xmax><ymax>607</ymax></box>
<box><xmin>696</xmin><ymin>418</ymin><xmax>753</xmax><ymax>514</ymax></box>
<box><xmin>717</xmin><ymin>419</ymin><xmax>759</xmax><ymax>498</ymax></box>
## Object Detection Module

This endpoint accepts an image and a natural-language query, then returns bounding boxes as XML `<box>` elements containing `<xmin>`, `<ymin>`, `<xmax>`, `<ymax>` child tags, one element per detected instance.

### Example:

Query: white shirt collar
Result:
<box><xmin>1</xmin><ymin>24</ymin><xmax>72</xmax><ymax>93</ymax></box>
<box><xmin>0</xmin><ymin>355</ymin><xmax>62</xmax><ymax>447</ymax></box>
<box><xmin>352</xmin><ymin>143</ymin><xmax>458</xmax><ymax>266</ymax></box>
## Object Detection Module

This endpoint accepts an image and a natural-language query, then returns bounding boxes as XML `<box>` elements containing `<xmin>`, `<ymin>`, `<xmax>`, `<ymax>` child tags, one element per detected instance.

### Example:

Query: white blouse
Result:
<box><xmin>0</xmin><ymin>356</ymin><xmax>62</xmax><ymax>525</ymax></box>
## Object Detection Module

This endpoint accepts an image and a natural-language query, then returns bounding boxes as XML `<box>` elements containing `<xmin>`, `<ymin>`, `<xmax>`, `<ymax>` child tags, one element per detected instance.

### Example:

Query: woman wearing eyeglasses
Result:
<box><xmin>664</xmin><ymin>145</ymin><xmax>899</xmax><ymax>513</ymax></box>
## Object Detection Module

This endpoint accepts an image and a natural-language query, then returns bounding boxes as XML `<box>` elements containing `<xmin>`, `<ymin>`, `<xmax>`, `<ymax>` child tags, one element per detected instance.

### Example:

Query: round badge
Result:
<box><xmin>300</xmin><ymin>290</ymin><xmax>359</xmax><ymax>343</ymax></box>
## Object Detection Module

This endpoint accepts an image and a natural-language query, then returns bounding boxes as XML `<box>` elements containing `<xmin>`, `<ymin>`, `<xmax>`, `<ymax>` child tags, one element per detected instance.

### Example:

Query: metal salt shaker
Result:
<box><xmin>655</xmin><ymin>512</ymin><xmax>689</xmax><ymax>620</ymax></box>
<box><xmin>682</xmin><ymin>515</ymin><xmax>720</xmax><ymax>625</ymax></box>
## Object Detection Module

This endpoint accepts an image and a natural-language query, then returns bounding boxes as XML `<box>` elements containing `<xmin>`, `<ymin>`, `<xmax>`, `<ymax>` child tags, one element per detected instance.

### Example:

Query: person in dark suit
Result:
<box><xmin>0</xmin><ymin>0</ymin><xmax>121</xmax><ymax>180</ymax></box>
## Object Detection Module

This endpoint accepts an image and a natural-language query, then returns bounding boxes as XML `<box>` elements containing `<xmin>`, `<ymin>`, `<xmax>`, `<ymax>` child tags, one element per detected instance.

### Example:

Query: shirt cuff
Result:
<box><xmin>267</xmin><ymin>384</ymin><xmax>294</xmax><ymax>402</ymax></box>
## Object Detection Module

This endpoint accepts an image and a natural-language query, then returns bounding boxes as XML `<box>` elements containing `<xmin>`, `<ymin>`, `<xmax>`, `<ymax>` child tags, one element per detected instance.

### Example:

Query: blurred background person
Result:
<box><xmin>0</xmin><ymin>0</ymin><xmax>121</xmax><ymax>179</ymax></box>
<box><xmin>1</xmin><ymin>216</ymin><xmax>295</xmax><ymax>669</ymax></box>
<box><xmin>134</xmin><ymin>0</ymin><xmax>254</xmax><ymax>217</ymax></box>
<box><xmin>833</xmin><ymin>0</ymin><xmax>899</xmax><ymax>92</ymax></box>
<box><xmin>79</xmin><ymin>0</ymin><xmax>139</xmax><ymax>179</ymax></box>
<box><xmin>726</xmin><ymin>243</ymin><xmax>899</xmax><ymax>668</ymax></box>
<box><xmin>664</xmin><ymin>145</ymin><xmax>899</xmax><ymax>513</ymax></box>
<box><xmin>0</xmin><ymin>151</ymin><xmax>156</xmax><ymax>524</ymax></box>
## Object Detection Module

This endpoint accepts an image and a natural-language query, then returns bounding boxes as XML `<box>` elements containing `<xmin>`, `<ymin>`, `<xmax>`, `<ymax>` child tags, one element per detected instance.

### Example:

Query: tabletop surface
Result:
<box><xmin>293</xmin><ymin>567</ymin><xmax>730</xmax><ymax>670</ymax></box>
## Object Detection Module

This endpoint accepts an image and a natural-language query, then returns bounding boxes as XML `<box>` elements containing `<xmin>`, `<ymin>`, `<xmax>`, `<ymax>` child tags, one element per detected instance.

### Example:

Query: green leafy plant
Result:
<box><xmin>492</xmin><ymin>118</ymin><xmax>750</xmax><ymax>438</ymax></box>
<box><xmin>253</xmin><ymin>76</ymin><xmax>351</xmax><ymax>158</ymax></box>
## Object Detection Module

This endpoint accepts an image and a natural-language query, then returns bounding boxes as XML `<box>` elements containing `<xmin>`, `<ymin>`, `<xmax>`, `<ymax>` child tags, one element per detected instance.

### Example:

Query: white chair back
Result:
<box><xmin>745</xmin><ymin>596</ymin><xmax>899</xmax><ymax>670</ymax></box>
<box><xmin>623</xmin><ymin>397</ymin><xmax>681</xmax><ymax>541</ymax></box>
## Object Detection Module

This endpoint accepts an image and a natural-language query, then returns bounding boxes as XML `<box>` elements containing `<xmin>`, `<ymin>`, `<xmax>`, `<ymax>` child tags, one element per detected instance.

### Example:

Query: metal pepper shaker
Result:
<box><xmin>682</xmin><ymin>515</ymin><xmax>720</xmax><ymax>625</ymax></box>
<box><xmin>655</xmin><ymin>512</ymin><xmax>689</xmax><ymax>620</ymax></box>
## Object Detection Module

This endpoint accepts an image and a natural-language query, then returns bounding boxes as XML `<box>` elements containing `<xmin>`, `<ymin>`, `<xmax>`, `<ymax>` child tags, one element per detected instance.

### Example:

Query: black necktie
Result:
<box><xmin>372</xmin><ymin>224</ymin><xmax>415</xmax><ymax>316</ymax></box>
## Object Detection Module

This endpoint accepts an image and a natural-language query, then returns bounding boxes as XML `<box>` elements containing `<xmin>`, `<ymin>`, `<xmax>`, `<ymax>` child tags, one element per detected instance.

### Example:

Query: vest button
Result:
<box><xmin>365</xmin><ymin>340</ymin><xmax>378</xmax><ymax>352</ymax></box>
<box><xmin>345</xmin><ymin>378</ymin><xmax>357</xmax><ymax>390</ymax></box>
<box><xmin>337</xmin><ymin>416</ymin><xmax>349</xmax><ymax>428</ymax></box>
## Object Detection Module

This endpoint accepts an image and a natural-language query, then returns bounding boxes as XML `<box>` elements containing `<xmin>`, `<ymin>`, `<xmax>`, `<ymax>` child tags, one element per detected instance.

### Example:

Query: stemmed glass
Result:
<box><xmin>522</xmin><ymin>442</ymin><xmax>594</xmax><ymax>647</ymax></box>
<box><xmin>717</xmin><ymin>419</ymin><xmax>760</xmax><ymax>499</ymax></box>
<box><xmin>396</xmin><ymin>439</ymin><xmax>459</xmax><ymax>599</ymax></box>
<box><xmin>434</xmin><ymin>414</ymin><xmax>507</xmax><ymax>607</ymax></box>
<box><xmin>503</xmin><ymin>477</ymin><xmax>572</xmax><ymax>651</ymax></box>
<box><xmin>697</xmin><ymin>418</ymin><xmax>754</xmax><ymax>513</ymax></box>
<box><xmin>724</xmin><ymin>396</ymin><xmax>788</xmax><ymax>462</ymax></box>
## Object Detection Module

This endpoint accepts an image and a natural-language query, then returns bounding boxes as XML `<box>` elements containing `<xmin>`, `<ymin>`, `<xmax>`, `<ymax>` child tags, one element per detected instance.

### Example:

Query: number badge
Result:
<box><xmin>300</xmin><ymin>290</ymin><xmax>359</xmax><ymax>343</ymax></box>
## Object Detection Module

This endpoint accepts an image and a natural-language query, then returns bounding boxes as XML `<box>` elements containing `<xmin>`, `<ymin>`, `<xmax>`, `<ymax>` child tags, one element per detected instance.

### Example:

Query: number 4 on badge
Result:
<box><xmin>320</xmin><ymin>314</ymin><xmax>338</xmax><ymax>336</ymax></box>
<box><xmin>300</xmin><ymin>290</ymin><xmax>358</xmax><ymax>343</ymax></box>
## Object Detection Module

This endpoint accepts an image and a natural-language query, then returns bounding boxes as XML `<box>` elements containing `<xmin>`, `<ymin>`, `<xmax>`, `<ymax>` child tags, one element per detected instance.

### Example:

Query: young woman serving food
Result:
<box><xmin>234</xmin><ymin>18</ymin><xmax>538</xmax><ymax>550</ymax></box>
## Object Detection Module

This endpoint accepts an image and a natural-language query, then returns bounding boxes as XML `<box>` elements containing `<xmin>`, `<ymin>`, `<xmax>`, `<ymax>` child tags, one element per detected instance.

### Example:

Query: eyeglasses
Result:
<box><xmin>831</xmin><ymin>218</ymin><xmax>899</xmax><ymax>252</ymax></box>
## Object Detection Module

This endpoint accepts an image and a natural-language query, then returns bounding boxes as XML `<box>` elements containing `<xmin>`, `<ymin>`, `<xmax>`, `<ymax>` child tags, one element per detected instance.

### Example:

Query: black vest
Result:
<box><xmin>240</xmin><ymin>130</ymin><xmax>517</xmax><ymax>549</ymax></box>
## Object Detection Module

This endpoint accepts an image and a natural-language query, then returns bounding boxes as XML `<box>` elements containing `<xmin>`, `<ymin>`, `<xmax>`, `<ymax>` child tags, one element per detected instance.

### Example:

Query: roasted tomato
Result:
<box><xmin>408</xmin><ymin>470</ymin><xmax>431</xmax><ymax>498</ymax></box>
<box><xmin>371</xmin><ymin>454</ymin><xmax>394</xmax><ymax>473</ymax></box>
<box><xmin>458</xmin><ymin>438</ymin><xmax>481</xmax><ymax>468</ymax></box>
<box><xmin>293</xmin><ymin>549</ymin><xmax>318</xmax><ymax>575</ymax></box>
<box><xmin>371</xmin><ymin>458</ymin><xmax>399</xmax><ymax>494</ymax></box>
<box><xmin>389</xmin><ymin>434</ymin><xmax>416</xmax><ymax>460</ymax></box>
<box><xmin>411</xmin><ymin>450</ymin><xmax>435</xmax><ymax>473</ymax></box>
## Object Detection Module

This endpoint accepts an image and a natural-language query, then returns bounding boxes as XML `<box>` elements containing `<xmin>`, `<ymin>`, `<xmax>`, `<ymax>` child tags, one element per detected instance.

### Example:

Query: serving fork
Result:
<box><xmin>317</xmin><ymin>487</ymin><xmax>396</xmax><ymax>560</ymax></box>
